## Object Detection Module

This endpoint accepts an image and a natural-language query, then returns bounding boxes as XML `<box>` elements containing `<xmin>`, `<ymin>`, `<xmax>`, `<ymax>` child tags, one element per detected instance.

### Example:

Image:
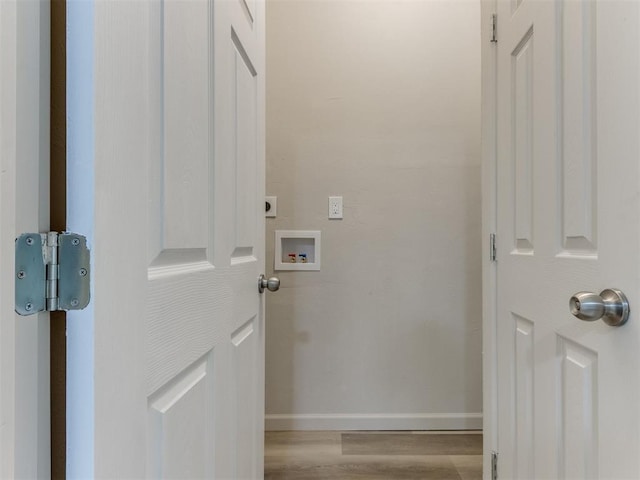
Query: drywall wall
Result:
<box><xmin>265</xmin><ymin>0</ymin><xmax>481</xmax><ymax>430</ymax></box>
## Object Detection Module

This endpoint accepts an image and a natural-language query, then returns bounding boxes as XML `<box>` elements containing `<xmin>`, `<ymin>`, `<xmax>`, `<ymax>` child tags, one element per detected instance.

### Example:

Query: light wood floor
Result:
<box><xmin>265</xmin><ymin>431</ymin><xmax>482</xmax><ymax>479</ymax></box>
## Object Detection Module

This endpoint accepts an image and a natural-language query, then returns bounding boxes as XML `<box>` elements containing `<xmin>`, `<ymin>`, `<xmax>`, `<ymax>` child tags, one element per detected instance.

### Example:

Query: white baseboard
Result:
<box><xmin>265</xmin><ymin>413</ymin><xmax>483</xmax><ymax>431</ymax></box>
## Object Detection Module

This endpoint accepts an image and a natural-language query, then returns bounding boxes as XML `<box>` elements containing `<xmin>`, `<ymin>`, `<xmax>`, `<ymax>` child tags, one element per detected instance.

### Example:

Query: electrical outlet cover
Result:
<box><xmin>328</xmin><ymin>196</ymin><xmax>343</xmax><ymax>219</ymax></box>
<box><xmin>265</xmin><ymin>196</ymin><xmax>277</xmax><ymax>217</ymax></box>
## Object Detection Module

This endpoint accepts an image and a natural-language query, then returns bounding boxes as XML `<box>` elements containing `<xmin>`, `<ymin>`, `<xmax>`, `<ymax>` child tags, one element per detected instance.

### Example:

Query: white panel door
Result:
<box><xmin>0</xmin><ymin>1</ymin><xmax>50</xmax><ymax>478</ymax></box>
<box><xmin>66</xmin><ymin>0</ymin><xmax>265</xmax><ymax>477</ymax></box>
<box><xmin>495</xmin><ymin>0</ymin><xmax>640</xmax><ymax>478</ymax></box>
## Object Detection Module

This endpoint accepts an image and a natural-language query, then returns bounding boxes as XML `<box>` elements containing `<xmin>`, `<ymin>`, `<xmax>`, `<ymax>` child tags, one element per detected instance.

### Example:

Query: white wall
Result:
<box><xmin>265</xmin><ymin>0</ymin><xmax>482</xmax><ymax>430</ymax></box>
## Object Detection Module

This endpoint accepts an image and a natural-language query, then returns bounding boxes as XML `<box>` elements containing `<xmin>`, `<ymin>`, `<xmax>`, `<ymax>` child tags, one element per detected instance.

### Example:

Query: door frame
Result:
<box><xmin>481</xmin><ymin>0</ymin><xmax>498</xmax><ymax>478</ymax></box>
<box><xmin>0</xmin><ymin>0</ymin><xmax>51</xmax><ymax>476</ymax></box>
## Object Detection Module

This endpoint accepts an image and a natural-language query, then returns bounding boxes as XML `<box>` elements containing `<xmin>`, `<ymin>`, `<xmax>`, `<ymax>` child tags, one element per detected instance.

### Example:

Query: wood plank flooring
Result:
<box><xmin>265</xmin><ymin>431</ymin><xmax>482</xmax><ymax>479</ymax></box>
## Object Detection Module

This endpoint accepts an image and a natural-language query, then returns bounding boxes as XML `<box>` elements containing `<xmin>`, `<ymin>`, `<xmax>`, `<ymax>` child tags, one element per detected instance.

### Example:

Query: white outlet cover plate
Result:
<box><xmin>329</xmin><ymin>196</ymin><xmax>343</xmax><ymax>219</ymax></box>
<box><xmin>266</xmin><ymin>196</ymin><xmax>277</xmax><ymax>217</ymax></box>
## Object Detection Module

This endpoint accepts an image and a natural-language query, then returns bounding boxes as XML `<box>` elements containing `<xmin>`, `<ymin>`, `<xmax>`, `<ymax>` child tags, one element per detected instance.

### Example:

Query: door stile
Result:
<box><xmin>481</xmin><ymin>0</ymin><xmax>498</xmax><ymax>478</ymax></box>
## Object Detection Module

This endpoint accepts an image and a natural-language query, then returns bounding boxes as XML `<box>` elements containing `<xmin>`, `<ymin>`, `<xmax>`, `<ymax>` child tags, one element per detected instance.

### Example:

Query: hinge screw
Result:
<box><xmin>26</xmin><ymin>237</ymin><xmax>34</xmax><ymax>245</ymax></box>
<box><xmin>70</xmin><ymin>299</ymin><xmax>79</xmax><ymax>307</ymax></box>
<box><xmin>25</xmin><ymin>303</ymin><xmax>33</xmax><ymax>311</ymax></box>
<box><xmin>71</xmin><ymin>238</ymin><xmax>80</xmax><ymax>246</ymax></box>
<box><xmin>79</xmin><ymin>268</ymin><xmax>87</xmax><ymax>277</ymax></box>
<box><xmin>17</xmin><ymin>271</ymin><xmax>26</xmax><ymax>279</ymax></box>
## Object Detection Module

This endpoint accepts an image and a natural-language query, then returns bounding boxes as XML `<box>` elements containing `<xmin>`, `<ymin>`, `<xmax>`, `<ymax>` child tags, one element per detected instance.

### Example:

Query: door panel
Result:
<box><xmin>66</xmin><ymin>0</ymin><xmax>265</xmax><ymax>477</ymax></box>
<box><xmin>512</xmin><ymin>26</ymin><xmax>534</xmax><ymax>253</ymax></box>
<box><xmin>232</xmin><ymin>36</ymin><xmax>258</xmax><ymax>259</ymax></box>
<box><xmin>231</xmin><ymin>318</ymin><xmax>258</xmax><ymax>479</ymax></box>
<box><xmin>560</xmin><ymin>0</ymin><xmax>596</xmax><ymax>253</ymax></box>
<box><xmin>557</xmin><ymin>336</ymin><xmax>597</xmax><ymax>478</ymax></box>
<box><xmin>148</xmin><ymin>354</ymin><xmax>213</xmax><ymax>478</ymax></box>
<box><xmin>495</xmin><ymin>1</ymin><xmax>640</xmax><ymax>479</ymax></box>
<box><xmin>162</xmin><ymin>1</ymin><xmax>209</xmax><ymax>251</ymax></box>
<box><xmin>513</xmin><ymin>314</ymin><xmax>533</xmax><ymax>480</ymax></box>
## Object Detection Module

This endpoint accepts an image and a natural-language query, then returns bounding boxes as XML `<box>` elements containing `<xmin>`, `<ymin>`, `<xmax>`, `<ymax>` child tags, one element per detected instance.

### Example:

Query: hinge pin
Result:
<box><xmin>491</xmin><ymin>14</ymin><xmax>498</xmax><ymax>43</ymax></box>
<box><xmin>46</xmin><ymin>233</ymin><xmax>59</xmax><ymax>312</ymax></box>
<box><xmin>490</xmin><ymin>233</ymin><xmax>497</xmax><ymax>262</ymax></box>
<box><xmin>491</xmin><ymin>451</ymin><xmax>498</xmax><ymax>480</ymax></box>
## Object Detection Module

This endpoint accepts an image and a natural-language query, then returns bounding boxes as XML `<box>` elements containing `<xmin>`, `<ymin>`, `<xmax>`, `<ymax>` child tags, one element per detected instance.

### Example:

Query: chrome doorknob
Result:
<box><xmin>569</xmin><ymin>289</ymin><xmax>630</xmax><ymax>326</ymax></box>
<box><xmin>258</xmin><ymin>274</ymin><xmax>280</xmax><ymax>293</ymax></box>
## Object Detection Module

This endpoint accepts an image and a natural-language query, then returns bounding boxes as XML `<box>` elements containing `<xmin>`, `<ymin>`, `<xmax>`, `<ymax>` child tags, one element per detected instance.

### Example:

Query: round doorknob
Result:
<box><xmin>258</xmin><ymin>274</ymin><xmax>280</xmax><ymax>293</ymax></box>
<box><xmin>569</xmin><ymin>289</ymin><xmax>629</xmax><ymax>326</ymax></box>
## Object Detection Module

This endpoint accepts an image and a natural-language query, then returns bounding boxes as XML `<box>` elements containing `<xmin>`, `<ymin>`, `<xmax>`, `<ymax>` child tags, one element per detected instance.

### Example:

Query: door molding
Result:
<box><xmin>481</xmin><ymin>0</ymin><xmax>498</xmax><ymax>478</ymax></box>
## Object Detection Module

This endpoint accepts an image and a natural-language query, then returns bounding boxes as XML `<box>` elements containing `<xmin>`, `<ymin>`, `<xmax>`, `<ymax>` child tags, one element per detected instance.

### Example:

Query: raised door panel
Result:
<box><xmin>148</xmin><ymin>355</ymin><xmax>214</xmax><ymax>479</ymax></box>
<box><xmin>559</xmin><ymin>0</ymin><xmax>597</xmax><ymax>254</ymax></box>
<box><xmin>512</xmin><ymin>28</ymin><xmax>534</xmax><ymax>253</ymax></box>
<box><xmin>231</xmin><ymin>319</ymin><xmax>258</xmax><ymax>479</ymax></box>
<box><xmin>556</xmin><ymin>337</ymin><xmax>597</xmax><ymax>480</ymax></box>
<box><xmin>162</xmin><ymin>0</ymin><xmax>210</xmax><ymax>251</ymax></box>
<box><xmin>514</xmin><ymin>315</ymin><xmax>534</xmax><ymax>480</ymax></box>
<box><xmin>231</xmin><ymin>30</ymin><xmax>258</xmax><ymax>262</ymax></box>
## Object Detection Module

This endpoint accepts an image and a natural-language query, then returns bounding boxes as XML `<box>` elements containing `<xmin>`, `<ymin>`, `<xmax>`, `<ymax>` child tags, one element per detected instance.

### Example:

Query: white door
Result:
<box><xmin>66</xmin><ymin>0</ymin><xmax>265</xmax><ymax>477</ymax></box>
<box><xmin>493</xmin><ymin>0</ymin><xmax>640</xmax><ymax>478</ymax></box>
<box><xmin>0</xmin><ymin>1</ymin><xmax>50</xmax><ymax>477</ymax></box>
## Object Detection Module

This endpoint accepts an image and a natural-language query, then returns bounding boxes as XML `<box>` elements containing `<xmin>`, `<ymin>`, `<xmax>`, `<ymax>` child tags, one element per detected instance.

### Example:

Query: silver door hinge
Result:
<box><xmin>490</xmin><ymin>233</ymin><xmax>497</xmax><ymax>262</ymax></box>
<box><xmin>15</xmin><ymin>232</ymin><xmax>90</xmax><ymax>316</ymax></box>
<box><xmin>491</xmin><ymin>451</ymin><xmax>498</xmax><ymax>480</ymax></box>
<box><xmin>491</xmin><ymin>14</ymin><xmax>498</xmax><ymax>43</ymax></box>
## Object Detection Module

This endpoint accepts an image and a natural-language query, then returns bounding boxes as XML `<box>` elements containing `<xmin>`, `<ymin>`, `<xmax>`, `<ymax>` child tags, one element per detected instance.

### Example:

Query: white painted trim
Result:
<box><xmin>265</xmin><ymin>413</ymin><xmax>483</xmax><ymax>431</ymax></box>
<box><xmin>481</xmin><ymin>0</ymin><xmax>498</xmax><ymax>479</ymax></box>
